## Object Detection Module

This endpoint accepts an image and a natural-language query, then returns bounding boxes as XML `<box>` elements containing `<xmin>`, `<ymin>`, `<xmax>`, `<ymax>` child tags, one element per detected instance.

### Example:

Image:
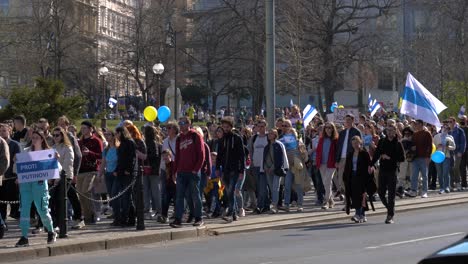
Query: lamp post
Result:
<box><xmin>166</xmin><ymin>21</ymin><xmax>178</xmax><ymax>119</ymax></box>
<box><xmin>152</xmin><ymin>62</ymin><xmax>164</xmax><ymax>108</ymax></box>
<box><xmin>99</xmin><ymin>66</ymin><xmax>109</xmax><ymax>112</ymax></box>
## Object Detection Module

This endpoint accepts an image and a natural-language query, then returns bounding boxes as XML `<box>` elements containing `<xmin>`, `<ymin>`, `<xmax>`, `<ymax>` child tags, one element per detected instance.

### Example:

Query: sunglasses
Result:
<box><xmin>282</xmin><ymin>125</ymin><xmax>290</xmax><ymax>128</ymax></box>
<box><xmin>178</xmin><ymin>121</ymin><xmax>187</xmax><ymax>126</ymax></box>
<box><xmin>53</xmin><ymin>133</ymin><xmax>61</xmax><ymax>138</ymax></box>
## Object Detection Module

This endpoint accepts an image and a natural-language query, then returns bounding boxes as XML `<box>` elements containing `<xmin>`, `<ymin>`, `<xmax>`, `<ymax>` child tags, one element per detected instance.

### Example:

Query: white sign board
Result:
<box><xmin>16</xmin><ymin>149</ymin><xmax>60</xmax><ymax>183</ymax></box>
<box><xmin>333</xmin><ymin>108</ymin><xmax>360</xmax><ymax>124</ymax></box>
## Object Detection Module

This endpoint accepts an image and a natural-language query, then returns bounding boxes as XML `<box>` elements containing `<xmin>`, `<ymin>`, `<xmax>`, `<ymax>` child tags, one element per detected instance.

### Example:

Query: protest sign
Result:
<box><xmin>16</xmin><ymin>149</ymin><xmax>59</xmax><ymax>183</ymax></box>
<box><xmin>333</xmin><ymin>108</ymin><xmax>360</xmax><ymax>124</ymax></box>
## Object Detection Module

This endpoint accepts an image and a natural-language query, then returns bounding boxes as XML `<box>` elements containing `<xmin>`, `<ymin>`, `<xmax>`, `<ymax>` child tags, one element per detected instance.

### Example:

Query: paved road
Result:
<box><xmin>14</xmin><ymin>204</ymin><xmax>468</xmax><ymax>264</ymax></box>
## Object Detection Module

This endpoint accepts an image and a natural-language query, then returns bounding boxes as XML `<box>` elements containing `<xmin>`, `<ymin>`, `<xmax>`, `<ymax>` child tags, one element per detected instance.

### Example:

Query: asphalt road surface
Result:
<box><xmin>15</xmin><ymin>204</ymin><xmax>468</xmax><ymax>264</ymax></box>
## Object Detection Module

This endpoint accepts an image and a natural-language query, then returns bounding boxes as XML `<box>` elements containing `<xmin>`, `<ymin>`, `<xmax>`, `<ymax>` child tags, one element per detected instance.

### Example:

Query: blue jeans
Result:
<box><xmin>436</xmin><ymin>158</ymin><xmax>451</xmax><ymax>191</ymax></box>
<box><xmin>0</xmin><ymin>212</ymin><xmax>4</xmax><ymax>226</ymax></box>
<box><xmin>105</xmin><ymin>172</ymin><xmax>116</xmax><ymax>208</ymax></box>
<box><xmin>235</xmin><ymin>172</ymin><xmax>245</xmax><ymax>212</ymax></box>
<box><xmin>223</xmin><ymin>171</ymin><xmax>241</xmax><ymax>216</ymax></box>
<box><xmin>356</xmin><ymin>207</ymin><xmax>366</xmax><ymax>217</ymax></box>
<box><xmin>284</xmin><ymin>170</ymin><xmax>304</xmax><ymax>207</ymax></box>
<box><xmin>160</xmin><ymin>170</ymin><xmax>176</xmax><ymax>218</ymax></box>
<box><xmin>411</xmin><ymin>158</ymin><xmax>428</xmax><ymax>193</ymax></box>
<box><xmin>266</xmin><ymin>173</ymin><xmax>281</xmax><ymax>206</ymax></box>
<box><xmin>111</xmin><ymin>176</ymin><xmax>133</xmax><ymax>222</ymax></box>
<box><xmin>255</xmin><ymin>167</ymin><xmax>269</xmax><ymax>210</ymax></box>
<box><xmin>175</xmin><ymin>172</ymin><xmax>202</xmax><ymax>221</ymax></box>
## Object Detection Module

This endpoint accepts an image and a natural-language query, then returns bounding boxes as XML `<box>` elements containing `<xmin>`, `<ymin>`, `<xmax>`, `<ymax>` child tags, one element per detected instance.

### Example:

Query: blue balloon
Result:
<box><xmin>330</xmin><ymin>105</ymin><xmax>337</xmax><ymax>113</ymax></box>
<box><xmin>158</xmin><ymin>106</ymin><xmax>171</xmax><ymax>123</ymax></box>
<box><xmin>431</xmin><ymin>150</ymin><xmax>445</xmax><ymax>164</ymax></box>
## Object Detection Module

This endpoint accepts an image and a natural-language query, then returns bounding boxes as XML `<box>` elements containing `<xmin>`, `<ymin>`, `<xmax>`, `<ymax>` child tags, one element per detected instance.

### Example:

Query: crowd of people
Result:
<box><xmin>0</xmin><ymin>105</ymin><xmax>467</xmax><ymax>247</ymax></box>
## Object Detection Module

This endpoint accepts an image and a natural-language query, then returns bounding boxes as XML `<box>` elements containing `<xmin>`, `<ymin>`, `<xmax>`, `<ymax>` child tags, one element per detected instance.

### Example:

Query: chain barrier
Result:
<box><xmin>69</xmin><ymin>174</ymin><xmax>136</xmax><ymax>203</ymax></box>
<box><xmin>0</xmin><ymin>181</ymin><xmax>59</xmax><ymax>205</ymax></box>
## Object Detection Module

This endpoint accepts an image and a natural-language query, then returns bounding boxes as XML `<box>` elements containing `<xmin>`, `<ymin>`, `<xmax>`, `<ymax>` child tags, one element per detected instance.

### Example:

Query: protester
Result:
<box><xmin>316</xmin><ymin>122</ymin><xmax>338</xmax><ymax>210</ymax></box>
<box><xmin>371</xmin><ymin>124</ymin><xmax>404</xmax><ymax>224</ymax></box>
<box><xmin>448</xmin><ymin>116</ymin><xmax>466</xmax><ymax>191</ymax></box>
<box><xmin>433</xmin><ymin>124</ymin><xmax>456</xmax><ymax>194</ymax></box>
<box><xmin>170</xmin><ymin>116</ymin><xmax>205</xmax><ymax>228</ymax></box>
<box><xmin>16</xmin><ymin>130</ymin><xmax>56</xmax><ymax>247</ymax></box>
<box><xmin>408</xmin><ymin>120</ymin><xmax>433</xmax><ymax>198</ymax></box>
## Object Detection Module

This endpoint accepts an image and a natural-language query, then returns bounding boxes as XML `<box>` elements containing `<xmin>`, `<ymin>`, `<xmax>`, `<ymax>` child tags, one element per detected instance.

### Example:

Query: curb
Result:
<box><xmin>0</xmin><ymin>227</ymin><xmax>206</xmax><ymax>263</ymax></box>
<box><xmin>208</xmin><ymin>196</ymin><xmax>468</xmax><ymax>235</ymax></box>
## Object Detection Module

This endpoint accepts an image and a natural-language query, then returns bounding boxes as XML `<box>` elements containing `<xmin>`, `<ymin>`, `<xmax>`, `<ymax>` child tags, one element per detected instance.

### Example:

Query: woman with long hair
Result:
<box><xmin>143</xmin><ymin>125</ymin><xmax>162</xmax><ymax>218</ymax></box>
<box><xmin>99</xmin><ymin>130</ymin><xmax>119</xmax><ymax>220</ymax></box>
<box><xmin>16</xmin><ymin>131</ymin><xmax>56</xmax><ymax>247</ymax></box>
<box><xmin>344</xmin><ymin>136</ymin><xmax>373</xmax><ymax>223</ymax></box>
<box><xmin>50</xmin><ymin>127</ymin><xmax>74</xmax><ymax>230</ymax></box>
<box><xmin>112</xmin><ymin>126</ymin><xmax>136</xmax><ymax>227</ymax></box>
<box><xmin>315</xmin><ymin>122</ymin><xmax>338</xmax><ymax>209</ymax></box>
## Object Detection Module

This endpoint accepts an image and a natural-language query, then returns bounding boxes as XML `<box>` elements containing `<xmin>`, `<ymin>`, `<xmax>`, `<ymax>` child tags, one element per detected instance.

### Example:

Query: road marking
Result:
<box><xmin>366</xmin><ymin>232</ymin><xmax>464</xmax><ymax>249</ymax></box>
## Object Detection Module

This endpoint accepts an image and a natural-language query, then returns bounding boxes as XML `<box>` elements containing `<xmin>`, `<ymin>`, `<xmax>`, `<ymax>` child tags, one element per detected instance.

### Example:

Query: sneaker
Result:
<box><xmin>47</xmin><ymin>232</ymin><xmax>57</xmax><ymax>244</ymax></box>
<box><xmin>253</xmin><ymin>208</ymin><xmax>262</xmax><ymax>214</ymax></box>
<box><xmin>239</xmin><ymin>208</ymin><xmax>246</xmax><ymax>217</ymax></box>
<box><xmin>297</xmin><ymin>207</ymin><xmax>304</xmax><ymax>213</ymax></box>
<box><xmin>351</xmin><ymin>215</ymin><xmax>360</xmax><ymax>223</ymax></box>
<box><xmin>15</xmin><ymin>236</ymin><xmax>29</xmax><ymax>247</ymax></box>
<box><xmin>193</xmin><ymin>219</ymin><xmax>204</xmax><ymax>227</ymax></box>
<box><xmin>0</xmin><ymin>224</ymin><xmax>4</xmax><ymax>239</ymax></box>
<box><xmin>233</xmin><ymin>214</ymin><xmax>238</xmax><ymax>221</ymax></box>
<box><xmin>169</xmin><ymin>219</ymin><xmax>182</xmax><ymax>228</ymax></box>
<box><xmin>421</xmin><ymin>193</ymin><xmax>428</xmax><ymax>198</ymax></box>
<box><xmin>157</xmin><ymin>215</ymin><xmax>168</xmax><ymax>224</ymax></box>
<box><xmin>186</xmin><ymin>215</ymin><xmax>194</xmax><ymax>223</ymax></box>
<box><xmin>72</xmin><ymin>220</ymin><xmax>86</xmax><ymax>229</ymax></box>
<box><xmin>32</xmin><ymin>227</ymin><xmax>43</xmax><ymax>234</ymax></box>
<box><xmin>284</xmin><ymin>206</ymin><xmax>290</xmax><ymax>213</ymax></box>
<box><xmin>385</xmin><ymin>216</ymin><xmax>394</xmax><ymax>224</ymax></box>
<box><xmin>439</xmin><ymin>189</ymin><xmax>445</xmax><ymax>194</ymax></box>
<box><xmin>360</xmin><ymin>216</ymin><xmax>367</xmax><ymax>223</ymax></box>
<box><xmin>321</xmin><ymin>204</ymin><xmax>328</xmax><ymax>210</ymax></box>
<box><xmin>222</xmin><ymin>216</ymin><xmax>233</xmax><ymax>223</ymax></box>
<box><xmin>406</xmin><ymin>190</ymin><xmax>417</xmax><ymax>198</ymax></box>
<box><xmin>445</xmin><ymin>188</ymin><xmax>451</xmax><ymax>193</ymax></box>
<box><xmin>328</xmin><ymin>200</ymin><xmax>335</xmax><ymax>209</ymax></box>
<box><xmin>270</xmin><ymin>207</ymin><xmax>278</xmax><ymax>214</ymax></box>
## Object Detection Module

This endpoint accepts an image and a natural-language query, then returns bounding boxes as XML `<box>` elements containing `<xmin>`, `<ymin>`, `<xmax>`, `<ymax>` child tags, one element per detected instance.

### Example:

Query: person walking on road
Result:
<box><xmin>371</xmin><ymin>124</ymin><xmax>404</xmax><ymax>224</ymax></box>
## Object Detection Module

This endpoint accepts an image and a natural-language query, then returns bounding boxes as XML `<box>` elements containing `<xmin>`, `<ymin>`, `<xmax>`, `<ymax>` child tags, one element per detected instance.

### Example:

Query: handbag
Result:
<box><xmin>143</xmin><ymin>159</ymin><xmax>153</xmax><ymax>176</ymax></box>
<box><xmin>274</xmin><ymin>168</ymin><xmax>287</xmax><ymax>177</ymax></box>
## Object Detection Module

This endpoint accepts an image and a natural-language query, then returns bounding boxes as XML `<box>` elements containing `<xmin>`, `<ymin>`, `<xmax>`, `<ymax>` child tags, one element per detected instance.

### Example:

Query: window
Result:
<box><xmin>378</xmin><ymin>68</ymin><xmax>393</xmax><ymax>91</ymax></box>
<box><xmin>0</xmin><ymin>0</ymin><xmax>9</xmax><ymax>16</ymax></box>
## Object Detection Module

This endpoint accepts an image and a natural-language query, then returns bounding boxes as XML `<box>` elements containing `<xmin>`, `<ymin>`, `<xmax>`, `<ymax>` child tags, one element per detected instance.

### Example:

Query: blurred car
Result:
<box><xmin>419</xmin><ymin>234</ymin><xmax>468</xmax><ymax>264</ymax></box>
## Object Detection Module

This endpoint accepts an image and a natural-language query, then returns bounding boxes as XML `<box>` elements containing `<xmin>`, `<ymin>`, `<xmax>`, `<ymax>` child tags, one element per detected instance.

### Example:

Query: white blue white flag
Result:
<box><xmin>400</xmin><ymin>73</ymin><xmax>447</xmax><ymax>129</ymax></box>
<box><xmin>369</xmin><ymin>99</ymin><xmax>381</xmax><ymax>117</ymax></box>
<box><xmin>108</xmin><ymin>97</ymin><xmax>117</xmax><ymax>109</ymax></box>
<box><xmin>458</xmin><ymin>105</ymin><xmax>465</xmax><ymax>119</ymax></box>
<box><xmin>290</xmin><ymin>99</ymin><xmax>294</xmax><ymax>107</ymax></box>
<box><xmin>303</xmin><ymin>104</ymin><xmax>318</xmax><ymax>127</ymax></box>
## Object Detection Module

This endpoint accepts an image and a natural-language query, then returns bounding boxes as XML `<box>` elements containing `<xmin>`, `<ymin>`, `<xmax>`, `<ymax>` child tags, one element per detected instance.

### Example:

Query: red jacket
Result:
<box><xmin>175</xmin><ymin>129</ymin><xmax>205</xmax><ymax>174</ymax></box>
<box><xmin>316</xmin><ymin>137</ymin><xmax>337</xmax><ymax>168</ymax></box>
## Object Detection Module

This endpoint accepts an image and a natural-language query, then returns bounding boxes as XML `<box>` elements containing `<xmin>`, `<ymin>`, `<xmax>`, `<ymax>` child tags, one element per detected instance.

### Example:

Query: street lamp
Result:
<box><xmin>152</xmin><ymin>62</ymin><xmax>164</xmax><ymax>108</ymax></box>
<box><xmin>166</xmin><ymin>21</ymin><xmax>178</xmax><ymax>119</ymax></box>
<box><xmin>99</xmin><ymin>66</ymin><xmax>109</xmax><ymax>112</ymax></box>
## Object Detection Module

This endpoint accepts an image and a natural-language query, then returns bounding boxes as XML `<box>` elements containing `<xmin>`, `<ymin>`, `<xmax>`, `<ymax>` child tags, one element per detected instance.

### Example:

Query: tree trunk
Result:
<box><xmin>211</xmin><ymin>94</ymin><xmax>218</xmax><ymax>115</ymax></box>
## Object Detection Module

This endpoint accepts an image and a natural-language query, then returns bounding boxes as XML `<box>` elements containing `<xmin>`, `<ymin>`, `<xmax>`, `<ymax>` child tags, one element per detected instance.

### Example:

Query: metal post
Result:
<box><xmin>174</xmin><ymin>32</ymin><xmax>178</xmax><ymax>120</ymax></box>
<box><xmin>58</xmin><ymin>170</ymin><xmax>68</xmax><ymax>238</ymax></box>
<box><xmin>102</xmin><ymin>76</ymin><xmax>106</xmax><ymax>112</ymax></box>
<box><xmin>265</xmin><ymin>0</ymin><xmax>276</xmax><ymax>128</ymax></box>
<box><xmin>157</xmin><ymin>75</ymin><xmax>161</xmax><ymax>108</ymax></box>
<box><xmin>136</xmin><ymin>165</ymin><xmax>145</xmax><ymax>230</ymax></box>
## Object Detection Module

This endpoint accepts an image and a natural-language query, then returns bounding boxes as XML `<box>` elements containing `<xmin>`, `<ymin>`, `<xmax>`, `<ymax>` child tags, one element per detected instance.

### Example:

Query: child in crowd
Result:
<box><xmin>204</xmin><ymin>152</ymin><xmax>223</xmax><ymax>218</ymax></box>
<box><xmin>157</xmin><ymin>150</ymin><xmax>177</xmax><ymax>223</ymax></box>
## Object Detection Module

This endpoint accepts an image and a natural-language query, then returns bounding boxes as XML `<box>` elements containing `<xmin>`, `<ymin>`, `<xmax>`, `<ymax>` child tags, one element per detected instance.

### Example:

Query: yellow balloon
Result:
<box><xmin>431</xmin><ymin>143</ymin><xmax>436</xmax><ymax>154</ymax></box>
<box><xmin>143</xmin><ymin>106</ymin><xmax>158</xmax><ymax>121</ymax></box>
<box><xmin>338</xmin><ymin>105</ymin><xmax>344</xmax><ymax>109</ymax></box>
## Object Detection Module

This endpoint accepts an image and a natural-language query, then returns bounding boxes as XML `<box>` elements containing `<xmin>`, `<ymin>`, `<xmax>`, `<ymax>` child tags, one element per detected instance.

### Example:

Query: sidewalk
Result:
<box><xmin>1</xmin><ymin>190</ymin><xmax>468</xmax><ymax>263</ymax></box>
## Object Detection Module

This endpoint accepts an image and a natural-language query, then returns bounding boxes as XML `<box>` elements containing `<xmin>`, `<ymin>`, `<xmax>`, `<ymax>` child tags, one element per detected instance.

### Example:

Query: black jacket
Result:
<box><xmin>336</xmin><ymin>127</ymin><xmax>361</xmax><ymax>162</ymax></box>
<box><xmin>216</xmin><ymin>132</ymin><xmax>245</xmax><ymax>173</ymax></box>
<box><xmin>117</xmin><ymin>138</ymin><xmax>136</xmax><ymax>176</ymax></box>
<box><xmin>371</xmin><ymin>137</ymin><xmax>405</xmax><ymax>171</ymax></box>
<box><xmin>145</xmin><ymin>139</ymin><xmax>162</xmax><ymax>176</ymax></box>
